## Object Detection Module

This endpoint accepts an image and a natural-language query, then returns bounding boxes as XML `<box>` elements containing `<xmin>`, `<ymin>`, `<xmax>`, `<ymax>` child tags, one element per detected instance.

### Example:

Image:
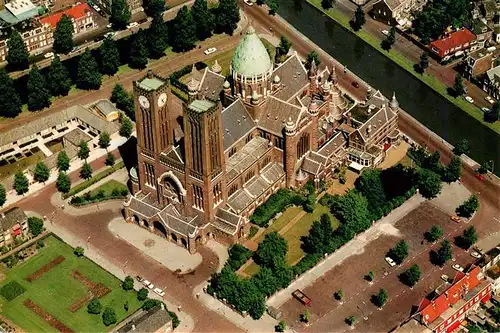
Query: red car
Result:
<box><xmin>352</xmin><ymin>81</ymin><xmax>360</xmax><ymax>88</ymax></box>
<box><xmin>475</xmin><ymin>173</ymin><xmax>485</xmax><ymax>181</ymax></box>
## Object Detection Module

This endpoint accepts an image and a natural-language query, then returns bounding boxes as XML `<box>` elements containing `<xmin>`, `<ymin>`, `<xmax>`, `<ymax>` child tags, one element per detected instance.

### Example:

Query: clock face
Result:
<box><xmin>139</xmin><ymin>95</ymin><xmax>150</xmax><ymax>109</ymax></box>
<box><xmin>158</xmin><ymin>93</ymin><xmax>167</xmax><ymax>107</ymax></box>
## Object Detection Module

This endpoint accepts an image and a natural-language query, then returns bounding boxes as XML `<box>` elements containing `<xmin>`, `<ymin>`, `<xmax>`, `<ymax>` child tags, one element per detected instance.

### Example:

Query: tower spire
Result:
<box><xmin>390</xmin><ymin>92</ymin><xmax>399</xmax><ymax>110</ymax></box>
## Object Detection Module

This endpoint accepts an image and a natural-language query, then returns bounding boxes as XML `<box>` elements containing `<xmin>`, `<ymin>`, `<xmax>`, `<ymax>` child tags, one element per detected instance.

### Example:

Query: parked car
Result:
<box><xmin>243</xmin><ymin>0</ymin><xmax>253</xmax><ymax>5</ymax></box>
<box><xmin>475</xmin><ymin>173</ymin><xmax>485</xmax><ymax>181</ymax></box>
<box><xmin>107</xmin><ymin>23</ymin><xmax>112</xmax><ymax>28</ymax></box>
<box><xmin>44</xmin><ymin>52</ymin><xmax>54</xmax><ymax>59</ymax></box>
<box><xmin>474</xmin><ymin>246</ymin><xmax>484</xmax><ymax>254</ymax></box>
<box><xmin>450</xmin><ymin>216</ymin><xmax>461</xmax><ymax>223</ymax></box>
<box><xmin>470</xmin><ymin>251</ymin><xmax>482</xmax><ymax>259</ymax></box>
<box><xmin>385</xmin><ymin>257</ymin><xmax>396</xmax><ymax>267</ymax></box>
<box><xmin>136</xmin><ymin>275</ymin><xmax>144</xmax><ymax>282</ymax></box>
<box><xmin>465</xmin><ymin>96</ymin><xmax>474</xmax><ymax>103</ymax></box>
<box><xmin>142</xmin><ymin>280</ymin><xmax>153</xmax><ymax>288</ymax></box>
<box><xmin>382</xmin><ymin>30</ymin><xmax>389</xmax><ymax>36</ymax></box>
<box><xmin>481</xmin><ymin>107</ymin><xmax>490</xmax><ymax>113</ymax></box>
<box><xmin>441</xmin><ymin>274</ymin><xmax>449</xmax><ymax>282</ymax></box>
<box><xmin>452</xmin><ymin>264</ymin><xmax>464</xmax><ymax>272</ymax></box>
<box><xmin>352</xmin><ymin>81</ymin><xmax>360</xmax><ymax>88</ymax></box>
<box><xmin>127</xmin><ymin>22</ymin><xmax>139</xmax><ymax>29</ymax></box>
<box><xmin>204</xmin><ymin>47</ymin><xmax>217</xmax><ymax>55</ymax></box>
<box><xmin>153</xmin><ymin>287</ymin><xmax>165</xmax><ymax>297</ymax></box>
<box><xmin>104</xmin><ymin>32</ymin><xmax>115</xmax><ymax>39</ymax></box>
<box><xmin>485</xmin><ymin>96</ymin><xmax>495</xmax><ymax>104</ymax></box>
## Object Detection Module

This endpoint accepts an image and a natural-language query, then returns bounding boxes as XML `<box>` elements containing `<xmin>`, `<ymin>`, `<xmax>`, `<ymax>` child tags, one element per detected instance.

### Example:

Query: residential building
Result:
<box><xmin>471</xmin><ymin>20</ymin><xmax>493</xmax><ymax>49</ymax></box>
<box><xmin>493</xmin><ymin>26</ymin><xmax>500</xmax><ymax>43</ymax></box>
<box><xmin>0</xmin><ymin>21</ymin><xmax>51</xmax><ymax>61</ymax></box>
<box><xmin>477</xmin><ymin>245</ymin><xmax>500</xmax><ymax>294</ymax></box>
<box><xmin>118</xmin><ymin>304</ymin><xmax>172</xmax><ymax>333</ymax></box>
<box><xmin>0</xmin><ymin>0</ymin><xmax>40</xmax><ymax>25</ymax></box>
<box><xmin>429</xmin><ymin>29</ymin><xmax>477</xmax><ymax>60</ymax></box>
<box><xmin>93</xmin><ymin>0</ymin><xmax>142</xmax><ymax>14</ymax></box>
<box><xmin>480</xmin><ymin>0</ymin><xmax>498</xmax><ymax>20</ymax></box>
<box><xmin>123</xmin><ymin>26</ymin><xmax>401</xmax><ymax>253</ymax></box>
<box><xmin>416</xmin><ymin>266</ymin><xmax>492</xmax><ymax>333</ymax></box>
<box><xmin>370</xmin><ymin>0</ymin><xmax>427</xmax><ymax>26</ymax></box>
<box><xmin>464</xmin><ymin>50</ymin><xmax>494</xmax><ymax>80</ymax></box>
<box><xmin>482</xmin><ymin>65</ymin><xmax>500</xmax><ymax>99</ymax></box>
<box><xmin>0</xmin><ymin>207</ymin><xmax>28</xmax><ymax>247</ymax></box>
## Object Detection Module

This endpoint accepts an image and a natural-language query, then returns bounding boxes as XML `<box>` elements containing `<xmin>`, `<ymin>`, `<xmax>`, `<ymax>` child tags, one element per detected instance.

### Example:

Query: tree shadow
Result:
<box><xmin>429</xmin><ymin>250</ymin><xmax>442</xmax><ymax>266</ymax></box>
<box><xmin>454</xmin><ymin>236</ymin><xmax>469</xmax><ymax>250</ymax></box>
<box><xmin>447</xmin><ymin>87</ymin><xmax>459</xmax><ymax>97</ymax></box>
<box><xmin>414</xmin><ymin>63</ymin><xmax>424</xmax><ymax>74</ymax></box>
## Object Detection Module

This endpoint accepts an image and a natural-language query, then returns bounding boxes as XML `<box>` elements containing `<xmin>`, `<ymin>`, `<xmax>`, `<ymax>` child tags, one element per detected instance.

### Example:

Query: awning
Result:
<box><xmin>14</xmin><ymin>229</ymin><xmax>21</xmax><ymax>236</ymax></box>
<box><xmin>12</xmin><ymin>223</ymin><xmax>20</xmax><ymax>230</ymax></box>
<box><xmin>349</xmin><ymin>161</ymin><xmax>364</xmax><ymax>171</ymax></box>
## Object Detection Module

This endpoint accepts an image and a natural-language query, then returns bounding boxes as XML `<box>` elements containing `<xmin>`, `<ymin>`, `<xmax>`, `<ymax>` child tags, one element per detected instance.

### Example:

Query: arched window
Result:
<box><xmin>296</xmin><ymin>133</ymin><xmax>310</xmax><ymax>159</ymax></box>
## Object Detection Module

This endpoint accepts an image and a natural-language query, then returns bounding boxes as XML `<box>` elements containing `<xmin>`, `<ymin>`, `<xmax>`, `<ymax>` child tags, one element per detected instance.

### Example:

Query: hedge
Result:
<box><xmin>225</xmin><ymin>244</ymin><xmax>253</xmax><ymax>271</ymax></box>
<box><xmin>63</xmin><ymin>160</ymin><xmax>125</xmax><ymax>199</ymax></box>
<box><xmin>249</xmin><ymin>189</ymin><xmax>305</xmax><ymax>227</ymax></box>
<box><xmin>70</xmin><ymin>195</ymin><xmax>127</xmax><ymax>207</ymax></box>
<box><xmin>169</xmin><ymin>64</ymin><xmax>193</xmax><ymax>92</ymax></box>
<box><xmin>0</xmin><ymin>281</ymin><xmax>26</xmax><ymax>301</ymax></box>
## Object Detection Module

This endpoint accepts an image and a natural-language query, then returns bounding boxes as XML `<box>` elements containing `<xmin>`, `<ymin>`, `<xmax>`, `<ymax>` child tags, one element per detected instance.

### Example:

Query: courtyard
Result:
<box><xmin>0</xmin><ymin>236</ymin><xmax>142</xmax><ymax>332</ymax></box>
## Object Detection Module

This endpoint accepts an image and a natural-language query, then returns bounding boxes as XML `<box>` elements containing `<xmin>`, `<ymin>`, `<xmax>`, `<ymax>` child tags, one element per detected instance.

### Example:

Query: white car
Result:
<box><xmin>465</xmin><ymin>96</ymin><xmax>474</xmax><ymax>103</ymax></box>
<box><xmin>44</xmin><ymin>52</ymin><xmax>54</xmax><ymax>59</ymax></box>
<box><xmin>441</xmin><ymin>274</ymin><xmax>449</xmax><ymax>282</ymax></box>
<box><xmin>104</xmin><ymin>32</ymin><xmax>115</xmax><ymax>39</ymax></box>
<box><xmin>204</xmin><ymin>47</ymin><xmax>217</xmax><ymax>55</ymax></box>
<box><xmin>470</xmin><ymin>251</ymin><xmax>482</xmax><ymax>259</ymax></box>
<box><xmin>452</xmin><ymin>264</ymin><xmax>464</xmax><ymax>272</ymax></box>
<box><xmin>142</xmin><ymin>280</ymin><xmax>154</xmax><ymax>288</ymax></box>
<box><xmin>485</xmin><ymin>96</ymin><xmax>495</xmax><ymax>104</ymax></box>
<box><xmin>243</xmin><ymin>0</ymin><xmax>253</xmax><ymax>5</ymax></box>
<box><xmin>107</xmin><ymin>23</ymin><xmax>113</xmax><ymax>28</ymax></box>
<box><xmin>127</xmin><ymin>22</ymin><xmax>139</xmax><ymax>29</ymax></box>
<box><xmin>481</xmin><ymin>107</ymin><xmax>490</xmax><ymax>113</ymax></box>
<box><xmin>385</xmin><ymin>257</ymin><xmax>396</xmax><ymax>267</ymax></box>
<box><xmin>153</xmin><ymin>287</ymin><xmax>165</xmax><ymax>297</ymax></box>
<box><xmin>382</xmin><ymin>30</ymin><xmax>389</xmax><ymax>36</ymax></box>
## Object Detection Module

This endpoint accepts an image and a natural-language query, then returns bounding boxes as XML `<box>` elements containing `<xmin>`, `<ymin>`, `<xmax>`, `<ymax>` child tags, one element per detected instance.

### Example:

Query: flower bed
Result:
<box><xmin>0</xmin><ymin>281</ymin><xmax>26</xmax><ymax>301</ymax></box>
<box><xmin>68</xmin><ymin>270</ymin><xmax>110</xmax><ymax>312</ymax></box>
<box><xmin>25</xmin><ymin>256</ymin><xmax>65</xmax><ymax>282</ymax></box>
<box><xmin>24</xmin><ymin>299</ymin><xmax>74</xmax><ymax>333</ymax></box>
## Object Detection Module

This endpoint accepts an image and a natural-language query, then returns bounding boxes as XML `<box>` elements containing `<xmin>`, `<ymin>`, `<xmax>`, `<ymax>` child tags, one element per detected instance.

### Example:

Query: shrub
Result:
<box><xmin>27</xmin><ymin>216</ymin><xmax>44</xmax><ymax>237</ymax></box>
<box><xmin>142</xmin><ymin>298</ymin><xmax>161</xmax><ymax>311</ymax></box>
<box><xmin>36</xmin><ymin>239</ymin><xmax>45</xmax><ymax>249</ymax></box>
<box><xmin>293</xmin><ymin>253</ymin><xmax>322</xmax><ymax>276</ymax></box>
<box><xmin>169</xmin><ymin>64</ymin><xmax>193</xmax><ymax>91</ymax></box>
<box><xmin>87</xmin><ymin>298</ymin><xmax>102</xmax><ymax>314</ymax></box>
<box><xmin>102</xmin><ymin>307</ymin><xmax>117</xmax><ymax>326</ymax></box>
<box><xmin>122</xmin><ymin>276</ymin><xmax>134</xmax><ymax>290</ymax></box>
<box><xmin>0</xmin><ymin>281</ymin><xmax>26</xmax><ymax>301</ymax></box>
<box><xmin>168</xmin><ymin>310</ymin><xmax>181</xmax><ymax>329</ymax></box>
<box><xmin>249</xmin><ymin>225</ymin><xmax>259</xmax><ymax>239</ymax></box>
<box><xmin>137</xmin><ymin>287</ymin><xmax>148</xmax><ymax>301</ymax></box>
<box><xmin>226</xmin><ymin>244</ymin><xmax>253</xmax><ymax>271</ymax></box>
<box><xmin>250</xmin><ymin>189</ymin><xmax>304</xmax><ymax>227</ymax></box>
<box><xmin>74</xmin><ymin>246</ymin><xmax>85</xmax><ymax>257</ymax></box>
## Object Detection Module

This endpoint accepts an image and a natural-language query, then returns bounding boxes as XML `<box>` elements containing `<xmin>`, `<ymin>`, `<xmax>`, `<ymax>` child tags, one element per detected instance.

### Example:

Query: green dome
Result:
<box><xmin>231</xmin><ymin>26</ymin><xmax>272</xmax><ymax>77</ymax></box>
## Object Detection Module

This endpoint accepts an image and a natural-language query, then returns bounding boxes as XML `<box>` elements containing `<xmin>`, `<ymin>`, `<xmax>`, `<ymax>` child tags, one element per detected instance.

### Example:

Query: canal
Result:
<box><xmin>277</xmin><ymin>0</ymin><xmax>500</xmax><ymax>174</ymax></box>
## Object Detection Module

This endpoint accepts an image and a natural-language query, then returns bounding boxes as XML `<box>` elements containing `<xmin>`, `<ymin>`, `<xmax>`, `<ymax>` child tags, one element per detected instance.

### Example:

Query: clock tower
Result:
<box><xmin>133</xmin><ymin>70</ymin><xmax>174</xmax><ymax>195</ymax></box>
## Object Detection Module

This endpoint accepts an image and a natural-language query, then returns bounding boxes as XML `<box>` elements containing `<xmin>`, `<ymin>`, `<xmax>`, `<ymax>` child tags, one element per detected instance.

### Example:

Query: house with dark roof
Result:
<box><xmin>123</xmin><ymin>27</ymin><xmax>401</xmax><ymax>253</ymax></box>
<box><xmin>118</xmin><ymin>304</ymin><xmax>172</xmax><ymax>333</ymax></box>
<box><xmin>482</xmin><ymin>65</ymin><xmax>500</xmax><ymax>99</ymax></box>
<box><xmin>370</xmin><ymin>0</ymin><xmax>427</xmax><ymax>26</ymax></box>
<box><xmin>464</xmin><ymin>50</ymin><xmax>494</xmax><ymax>80</ymax></box>
<box><xmin>0</xmin><ymin>207</ymin><xmax>28</xmax><ymax>246</ymax></box>
<box><xmin>429</xmin><ymin>29</ymin><xmax>477</xmax><ymax>60</ymax></box>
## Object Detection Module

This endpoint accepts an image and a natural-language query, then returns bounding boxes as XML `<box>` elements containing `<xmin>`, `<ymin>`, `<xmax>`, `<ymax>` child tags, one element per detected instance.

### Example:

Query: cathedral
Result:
<box><xmin>123</xmin><ymin>26</ymin><xmax>401</xmax><ymax>253</ymax></box>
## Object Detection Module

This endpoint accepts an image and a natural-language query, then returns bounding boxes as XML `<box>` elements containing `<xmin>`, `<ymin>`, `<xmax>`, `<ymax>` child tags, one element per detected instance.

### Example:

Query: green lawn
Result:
<box><xmin>89</xmin><ymin>179</ymin><xmax>128</xmax><ymax>197</ymax></box>
<box><xmin>205</xmin><ymin>48</ymin><xmax>236</xmax><ymax>77</ymax></box>
<box><xmin>307</xmin><ymin>0</ymin><xmax>500</xmax><ymax>135</ymax></box>
<box><xmin>0</xmin><ymin>236</ymin><xmax>142</xmax><ymax>332</ymax></box>
<box><xmin>254</xmin><ymin>206</ymin><xmax>303</xmax><ymax>244</ymax></box>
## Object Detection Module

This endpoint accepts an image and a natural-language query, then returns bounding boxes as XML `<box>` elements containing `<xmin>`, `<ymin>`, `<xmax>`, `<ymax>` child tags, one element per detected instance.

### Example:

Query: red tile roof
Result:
<box><xmin>40</xmin><ymin>3</ymin><xmax>91</xmax><ymax>29</ymax></box>
<box><xmin>430</xmin><ymin>29</ymin><xmax>476</xmax><ymax>57</ymax></box>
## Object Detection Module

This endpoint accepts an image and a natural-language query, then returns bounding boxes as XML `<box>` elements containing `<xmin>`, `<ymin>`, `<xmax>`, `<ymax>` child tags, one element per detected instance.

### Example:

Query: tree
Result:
<box><xmin>0</xmin><ymin>69</ymin><xmax>22</xmax><ymax>118</ymax></box>
<box><xmin>351</xmin><ymin>5</ymin><xmax>365</xmax><ymax>31</ymax></box>
<box><xmin>87</xmin><ymin>298</ymin><xmax>102</xmax><ymax>314</ymax></box>
<box><xmin>47</xmin><ymin>55</ymin><xmax>72</xmax><ymax>96</ymax></box>
<box><xmin>28</xmin><ymin>216</ymin><xmax>44</xmax><ymax>237</ymax></box>
<box><xmin>78</xmin><ymin>141</ymin><xmax>90</xmax><ymax>160</ymax></box>
<box><xmin>56</xmin><ymin>172</ymin><xmax>71</xmax><ymax>194</ymax></box>
<box><xmin>137</xmin><ymin>287</ymin><xmax>149</xmax><ymax>301</ymax></box>
<box><xmin>436</xmin><ymin>240</ymin><xmax>452</xmax><ymax>265</ymax></box>
<box><xmin>374</xmin><ymin>288</ymin><xmax>388</xmax><ymax>308</ymax></box>
<box><xmin>275</xmin><ymin>320</ymin><xmax>287</xmax><ymax>332</ymax></box>
<box><xmin>300</xmin><ymin>310</ymin><xmax>310</xmax><ymax>323</ymax></box>
<box><xmin>255</xmin><ymin>232</ymin><xmax>288</xmax><ymax>269</ymax></box>
<box><xmin>170</xmin><ymin>6</ymin><xmax>197</xmax><ymax>52</ymax></box>
<box><xmin>77</xmin><ymin>49</ymin><xmax>102</xmax><ymax>90</ymax></box>
<box><xmin>102</xmin><ymin>307</ymin><xmax>117</xmax><ymax>326</ymax></box>
<box><xmin>57</xmin><ymin>151</ymin><xmax>70</xmax><ymax>172</ymax></box>
<box><xmin>355</xmin><ymin>169</ymin><xmax>386</xmax><ymax>219</ymax></box>
<box><xmin>105</xmin><ymin>152</ymin><xmax>116</xmax><ymax>166</ymax></box>
<box><xmin>485</xmin><ymin>102</ymin><xmax>500</xmax><ymax>123</ymax></box>
<box><xmin>462</xmin><ymin>226</ymin><xmax>478</xmax><ymax>249</ymax></box>
<box><xmin>452</xmin><ymin>74</ymin><xmax>465</xmax><ymax>96</ymax></box>
<box><xmin>191</xmin><ymin>0</ymin><xmax>214</xmax><ymax>41</ymax></box>
<box><xmin>27</xmin><ymin>65</ymin><xmax>51</xmax><ymax>111</ymax></box>
<box><xmin>98</xmin><ymin>132</ymin><xmax>111</xmax><ymax>150</ymax></box>
<box><xmin>418</xmin><ymin>168</ymin><xmax>442</xmax><ymax>198</ymax></box>
<box><xmin>301</xmin><ymin>213</ymin><xmax>335</xmax><ymax>254</ymax></box>
<box><xmin>80</xmin><ymin>162</ymin><xmax>93</xmax><ymax>180</ymax></box>
<box><xmin>453</xmin><ymin>139</ymin><xmax>469</xmax><ymax>156</ymax></box>
<box><xmin>305</xmin><ymin>51</ymin><xmax>321</xmax><ymax>69</ymax></box>
<box><xmin>278</xmin><ymin>36</ymin><xmax>292</xmax><ymax>57</ymax></box>
<box><xmin>402</xmin><ymin>264</ymin><xmax>421</xmax><ymax>287</ymax></box>
<box><xmin>110</xmin><ymin>0</ymin><xmax>131</xmax><ymax>30</ymax></box>
<box><xmin>0</xmin><ymin>184</ymin><xmax>5</xmax><ymax>207</ymax></box>
<box><xmin>365</xmin><ymin>270</ymin><xmax>374</xmax><ymax>282</ymax></box>
<box><xmin>330</xmin><ymin>190</ymin><xmax>371</xmax><ymax>235</ymax></box>
<box><xmin>335</xmin><ymin>289</ymin><xmax>344</xmax><ymax>301</ymax></box>
<box><xmin>147</xmin><ymin>16</ymin><xmax>168</xmax><ymax>59</ymax></box>
<box><xmin>122</xmin><ymin>276</ymin><xmax>134</xmax><ymax>290</ymax></box>
<box><xmin>142</xmin><ymin>298</ymin><xmax>161</xmax><ymax>311</ymax></box>
<box><xmin>6</xmin><ymin>30</ymin><xmax>29</xmax><ymax>70</ymax></box>
<box><xmin>111</xmin><ymin>84</ymin><xmax>135</xmax><ymax>118</ymax></box>
<box><xmin>120</xmin><ymin>115</ymin><xmax>134</xmax><ymax>138</ymax></box>
<box><xmin>99</xmin><ymin>37</ymin><xmax>121</xmax><ymax>75</ymax></box>
<box><xmin>346</xmin><ymin>315</ymin><xmax>356</xmax><ymax>326</ymax></box>
<box><xmin>382</xmin><ymin>26</ymin><xmax>396</xmax><ymax>50</ymax></box>
<box><xmin>13</xmin><ymin>171</ymin><xmax>29</xmax><ymax>195</ymax></box>
<box><xmin>129</xmin><ymin>30</ymin><xmax>149</xmax><ymax>69</ymax></box>
<box><xmin>426</xmin><ymin>225</ymin><xmax>443</xmax><ymax>243</ymax></box>
<box><xmin>267</xmin><ymin>0</ymin><xmax>279</xmax><ymax>15</ymax></box>
<box><xmin>443</xmin><ymin>155</ymin><xmax>461</xmax><ymax>183</ymax></box>
<box><xmin>53</xmin><ymin>14</ymin><xmax>74</xmax><ymax>54</ymax></box>
<box><xmin>321</xmin><ymin>0</ymin><xmax>334</xmax><ymax>10</ymax></box>
<box><xmin>215</xmin><ymin>0</ymin><xmax>240</xmax><ymax>35</ymax></box>
<box><xmin>74</xmin><ymin>246</ymin><xmax>85</xmax><ymax>257</ymax></box>
<box><xmin>33</xmin><ymin>161</ymin><xmax>50</xmax><ymax>183</ymax></box>
<box><xmin>419</xmin><ymin>52</ymin><xmax>429</xmax><ymax>72</ymax></box>
<box><xmin>456</xmin><ymin>194</ymin><xmax>479</xmax><ymax>218</ymax></box>
<box><xmin>144</xmin><ymin>0</ymin><xmax>165</xmax><ymax>18</ymax></box>
<box><xmin>388</xmin><ymin>240</ymin><xmax>409</xmax><ymax>264</ymax></box>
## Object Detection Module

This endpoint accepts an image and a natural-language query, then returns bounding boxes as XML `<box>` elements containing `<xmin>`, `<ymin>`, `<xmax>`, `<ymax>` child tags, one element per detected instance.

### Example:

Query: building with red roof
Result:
<box><xmin>429</xmin><ymin>28</ymin><xmax>477</xmax><ymax>59</ymax></box>
<box><xmin>40</xmin><ymin>3</ymin><xmax>94</xmax><ymax>39</ymax></box>
<box><xmin>417</xmin><ymin>266</ymin><xmax>492</xmax><ymax>333</ymax></box>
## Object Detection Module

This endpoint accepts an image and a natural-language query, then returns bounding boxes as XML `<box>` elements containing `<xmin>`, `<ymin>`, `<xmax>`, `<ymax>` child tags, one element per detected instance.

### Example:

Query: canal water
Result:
<box><xmin>278</xmin><ymin>0</ymin><xmax>500</xmax><ymax>174</ymax></box>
